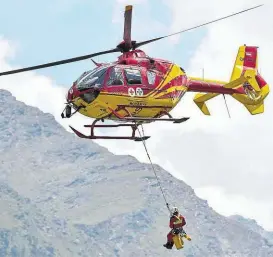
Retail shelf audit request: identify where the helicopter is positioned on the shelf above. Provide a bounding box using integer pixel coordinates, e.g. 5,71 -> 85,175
0,4 -> 269,141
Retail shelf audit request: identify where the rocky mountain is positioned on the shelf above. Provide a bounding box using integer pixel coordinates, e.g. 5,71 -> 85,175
0,88 -> 273,257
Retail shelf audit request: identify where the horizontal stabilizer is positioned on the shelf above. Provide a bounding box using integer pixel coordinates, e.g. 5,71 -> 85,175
193,93 -> 218,115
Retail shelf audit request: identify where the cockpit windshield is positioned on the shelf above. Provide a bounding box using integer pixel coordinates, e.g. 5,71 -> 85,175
76,66 -> 108,91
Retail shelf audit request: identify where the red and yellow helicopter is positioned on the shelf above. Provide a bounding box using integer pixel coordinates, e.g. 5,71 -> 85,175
0,5 -> 269,141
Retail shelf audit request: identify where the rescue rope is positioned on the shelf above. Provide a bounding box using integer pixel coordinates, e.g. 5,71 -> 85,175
136,123 -> 171,213
222,94 -> 231,118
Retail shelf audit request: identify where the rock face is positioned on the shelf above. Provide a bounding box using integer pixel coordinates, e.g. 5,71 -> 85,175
0,89 -> 273,257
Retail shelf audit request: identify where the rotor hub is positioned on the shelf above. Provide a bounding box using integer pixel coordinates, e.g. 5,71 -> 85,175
116,40 -> 137,53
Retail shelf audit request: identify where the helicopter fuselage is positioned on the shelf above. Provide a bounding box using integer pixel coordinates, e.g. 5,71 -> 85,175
66,50 -> 188,121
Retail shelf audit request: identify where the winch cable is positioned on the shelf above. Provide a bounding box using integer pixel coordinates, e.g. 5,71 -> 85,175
135,123 -> 171,213
223,94 -> 231,118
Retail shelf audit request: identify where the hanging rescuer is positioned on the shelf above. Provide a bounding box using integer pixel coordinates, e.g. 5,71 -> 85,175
136,126 -> 192,250
163,206 -> 192,250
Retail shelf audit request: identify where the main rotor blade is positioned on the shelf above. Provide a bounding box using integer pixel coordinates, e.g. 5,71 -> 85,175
123,5 -> 133,47
0,48 -> 120,77
134,4 -> 263,49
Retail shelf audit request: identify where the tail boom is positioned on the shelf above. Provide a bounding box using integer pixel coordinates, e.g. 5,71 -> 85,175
188,79 -> 243,94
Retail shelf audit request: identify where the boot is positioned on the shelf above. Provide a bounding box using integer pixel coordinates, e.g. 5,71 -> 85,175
185,234 -> 192,241
163,242 -> 173,249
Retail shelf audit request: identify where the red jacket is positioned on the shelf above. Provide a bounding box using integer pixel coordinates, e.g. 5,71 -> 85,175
169,214 -> 186,229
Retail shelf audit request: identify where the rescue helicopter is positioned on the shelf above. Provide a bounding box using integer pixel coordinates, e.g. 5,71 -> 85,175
0,4 -> 269,141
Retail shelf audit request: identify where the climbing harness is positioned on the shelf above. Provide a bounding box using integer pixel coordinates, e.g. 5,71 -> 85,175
136,123 -> 171,213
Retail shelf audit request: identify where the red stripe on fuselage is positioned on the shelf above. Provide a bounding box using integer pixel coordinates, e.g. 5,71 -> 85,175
153,75 -> 187,97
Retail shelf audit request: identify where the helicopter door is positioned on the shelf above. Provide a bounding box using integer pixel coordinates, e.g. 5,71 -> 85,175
124,67 -> 144,97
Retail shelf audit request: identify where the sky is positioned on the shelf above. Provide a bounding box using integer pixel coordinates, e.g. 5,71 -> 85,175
1,0 -> 273,231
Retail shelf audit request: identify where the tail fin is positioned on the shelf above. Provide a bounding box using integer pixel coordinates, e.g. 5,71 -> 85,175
190,45 -> 270,115
229,45 -> 269,114
230,45 -> 258,82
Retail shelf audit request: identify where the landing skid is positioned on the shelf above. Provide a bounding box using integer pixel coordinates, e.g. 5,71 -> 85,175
69,115 -> 189,141
69,105 -> 190,141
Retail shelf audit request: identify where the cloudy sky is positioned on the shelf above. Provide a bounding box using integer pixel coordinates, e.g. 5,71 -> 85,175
1,0 -> 273,230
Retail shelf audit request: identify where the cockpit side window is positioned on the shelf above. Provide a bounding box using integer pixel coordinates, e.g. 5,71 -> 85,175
107,67 -> 124,86
95,68 -> 108,85
124,68 -> 142,85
